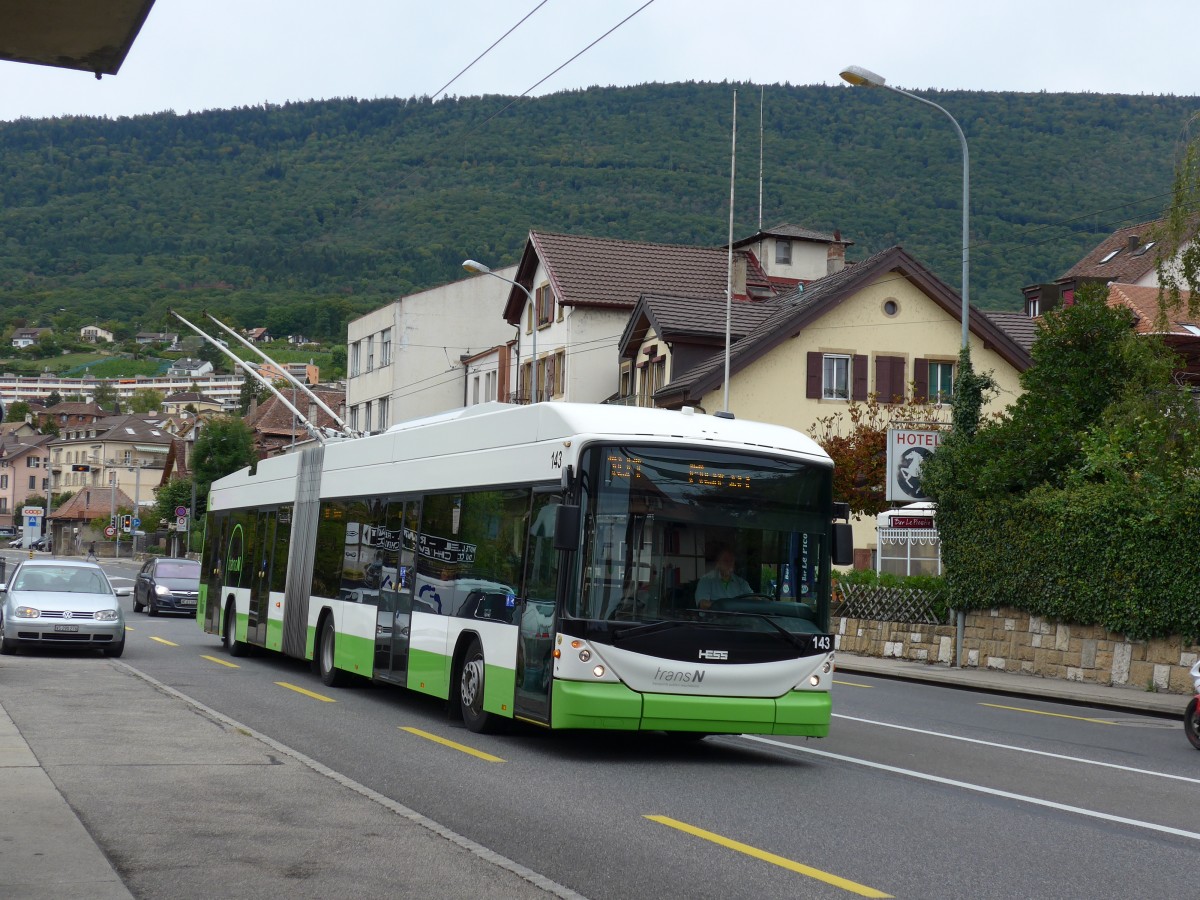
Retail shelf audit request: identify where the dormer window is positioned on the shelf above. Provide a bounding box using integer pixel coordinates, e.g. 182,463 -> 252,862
775,240 -> 792,265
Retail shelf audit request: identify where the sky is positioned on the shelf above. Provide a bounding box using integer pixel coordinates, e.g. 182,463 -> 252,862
0,0 -> 1197,123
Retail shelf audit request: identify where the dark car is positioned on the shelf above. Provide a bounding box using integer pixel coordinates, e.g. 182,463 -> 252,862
133,557 -> 201,616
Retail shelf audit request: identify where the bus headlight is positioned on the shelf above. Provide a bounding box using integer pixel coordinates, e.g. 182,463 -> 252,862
809,674 -> 821,687
593,665 -> 606,678
822,660 -> 832,674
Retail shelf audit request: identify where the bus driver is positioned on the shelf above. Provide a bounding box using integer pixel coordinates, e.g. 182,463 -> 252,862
696,546 -> 751,608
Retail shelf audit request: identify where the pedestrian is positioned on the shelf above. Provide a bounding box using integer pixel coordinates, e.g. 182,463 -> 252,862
87,541 -> 97,562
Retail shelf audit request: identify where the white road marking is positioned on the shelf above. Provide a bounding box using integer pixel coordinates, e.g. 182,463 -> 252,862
741,735 -> 1200,844
830,713 -> 1200,786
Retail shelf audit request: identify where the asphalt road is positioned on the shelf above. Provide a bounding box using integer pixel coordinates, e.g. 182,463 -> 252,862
11,556 -> 1200,899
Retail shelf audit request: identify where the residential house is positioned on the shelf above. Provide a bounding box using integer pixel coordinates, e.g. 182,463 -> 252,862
1021,219 -> 1165,316
0,432 -> 53,531
1105,283 -> 1200,384
463,344 -> 515,408
79,325 -> 114,343
244,388 -> 347,457
165,358 -> 214,378
497,231 -> 792,405
639,246 -> 1031,567
160,392 -> 225,416
11,327 -> 49,348
346,268 -> 516,430
48,414 -> 174,513
245,327 -> 273,343
731,223 -> 853,289
257,361 -> 319,387
135,331 -> 178,345
46,485 -> 135,554
38,401 -> 106,432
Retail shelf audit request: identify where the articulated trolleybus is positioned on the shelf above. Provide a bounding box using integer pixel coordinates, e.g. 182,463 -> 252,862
200,402 -> 852,736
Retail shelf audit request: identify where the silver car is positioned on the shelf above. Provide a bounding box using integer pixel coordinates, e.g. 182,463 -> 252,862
0,560 -> 129,657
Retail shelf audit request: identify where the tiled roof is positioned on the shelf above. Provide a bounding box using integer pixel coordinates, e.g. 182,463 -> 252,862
0,432 -> 53,459
50,485 -> 134,521
619,294 -> 782,357
1061,219 -> 1163,283
245,389 -> 346,437
731,222 -> 853,248
92,414 -> 173,444
163,391 -> 213,403
45,401 -> 105,417
503,231 -> 773,323
985,312 -> 1041,353
1106,283 -> 1197,334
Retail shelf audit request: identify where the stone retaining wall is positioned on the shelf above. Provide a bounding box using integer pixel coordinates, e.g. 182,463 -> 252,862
835,606 -> 1200,696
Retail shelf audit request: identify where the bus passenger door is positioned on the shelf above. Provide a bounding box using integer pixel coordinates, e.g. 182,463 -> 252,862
248,511 -> 273,646
202,513 -> 229,635
514,492 -> 562,723
373,499 -> 416,684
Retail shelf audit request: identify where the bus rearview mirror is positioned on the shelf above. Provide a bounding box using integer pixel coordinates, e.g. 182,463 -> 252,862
831,522 -> 854,566
553,505 -> 581,551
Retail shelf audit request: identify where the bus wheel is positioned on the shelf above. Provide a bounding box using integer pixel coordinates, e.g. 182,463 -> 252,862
224,604 -> 247,657
459,638 -> 503,734
318,617 -> 348,687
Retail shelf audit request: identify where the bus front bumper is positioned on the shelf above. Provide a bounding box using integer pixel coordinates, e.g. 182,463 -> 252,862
550,680 -> 830,737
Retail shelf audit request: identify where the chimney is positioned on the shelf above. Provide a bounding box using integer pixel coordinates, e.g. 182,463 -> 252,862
827,239 -> 846,275
732,255 -> 748,297
1127,235 -> 1139,252
308,402 -> 318,425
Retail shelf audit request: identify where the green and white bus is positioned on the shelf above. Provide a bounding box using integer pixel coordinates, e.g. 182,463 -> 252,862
199,402 -> 851,736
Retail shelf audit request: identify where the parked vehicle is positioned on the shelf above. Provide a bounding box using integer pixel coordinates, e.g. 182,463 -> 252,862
32,534 -> 52,552
1186,660 -> 1200,751
133,557 -> 201,616
7,537 -> 22,549
0,559 -> 129,656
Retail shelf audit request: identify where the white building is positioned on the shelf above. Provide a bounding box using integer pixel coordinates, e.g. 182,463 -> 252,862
345,267 -> 516,431
0,372 -> 245,410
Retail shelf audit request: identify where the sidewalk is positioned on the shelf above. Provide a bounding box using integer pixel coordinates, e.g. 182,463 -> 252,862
835,651 -> 1186,716
0,655 -> 574,900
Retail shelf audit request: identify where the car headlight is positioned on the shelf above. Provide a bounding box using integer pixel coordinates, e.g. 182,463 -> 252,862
94,609 -> 119,621
14,606 -> 40,618
154,584 -> 170,596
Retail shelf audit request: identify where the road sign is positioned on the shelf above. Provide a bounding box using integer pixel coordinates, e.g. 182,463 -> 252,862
132,517 -> 141,528
176,516 -> 188,529
175,506 -> 188,518
27,516 -> 38,528
104,525 -> 117,537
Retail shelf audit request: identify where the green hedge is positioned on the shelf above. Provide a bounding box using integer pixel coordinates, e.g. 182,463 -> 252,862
940,480 -> 1200,640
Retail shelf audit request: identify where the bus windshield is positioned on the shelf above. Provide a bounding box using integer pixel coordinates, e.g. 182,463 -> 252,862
569,445 -> 832,634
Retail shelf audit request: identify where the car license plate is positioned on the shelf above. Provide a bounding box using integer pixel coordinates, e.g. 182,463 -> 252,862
54,624 -> 79,633
179,598 -> 196,606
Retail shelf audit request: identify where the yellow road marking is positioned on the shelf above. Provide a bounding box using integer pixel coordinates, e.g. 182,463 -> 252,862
149,636 -> 178,646
399,726 -> 505,762
275,681 -> 335,702
201,655 -> 239,668
833,679 -> 873,688
980,703 -> 1116,725
645,815 -> 891,898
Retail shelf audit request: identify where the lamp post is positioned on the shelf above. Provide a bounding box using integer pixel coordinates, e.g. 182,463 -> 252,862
462,259 -> 539,403
839,65 -> 970,348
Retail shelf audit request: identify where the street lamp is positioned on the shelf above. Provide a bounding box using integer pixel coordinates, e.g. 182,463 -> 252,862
462,259 -> 539,403
839,65 -> 971,348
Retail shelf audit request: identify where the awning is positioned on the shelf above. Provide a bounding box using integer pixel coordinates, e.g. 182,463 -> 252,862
134,445 -> 169,454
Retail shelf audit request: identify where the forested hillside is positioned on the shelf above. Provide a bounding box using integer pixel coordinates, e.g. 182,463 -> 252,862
0,82 -> 1194,341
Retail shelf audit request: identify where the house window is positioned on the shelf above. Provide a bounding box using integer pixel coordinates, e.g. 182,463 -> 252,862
929,361 -> 954,403
1027,297 -> 1040,318
775,240 -> 792,265
822,354 -> 850,400
378,397 -> 389,430
29,475 -> 36,490
536,284 -> 554,327
472,375 -> 481,405
380,329 -> 392,367
350,341 -> 361,377
619,364 -> 632,399
349,405 -> 359,432
365,337 -> 374,373
520,361 -> 532,401
526,305 -> 533,335
0,474 -> 7,489
0,498 -> 6,512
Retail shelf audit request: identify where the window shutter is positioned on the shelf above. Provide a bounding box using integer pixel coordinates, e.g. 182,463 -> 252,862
914,358 -> 928,401
853,355 -> 868,401
806,352 -> 822,399
875,355 -> 906,403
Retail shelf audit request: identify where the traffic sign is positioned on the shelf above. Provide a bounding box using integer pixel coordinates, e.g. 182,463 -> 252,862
176,516 -> 188,529
104,525 -> 116,537
132,517 -> 141,528
175,506 -> 188,518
